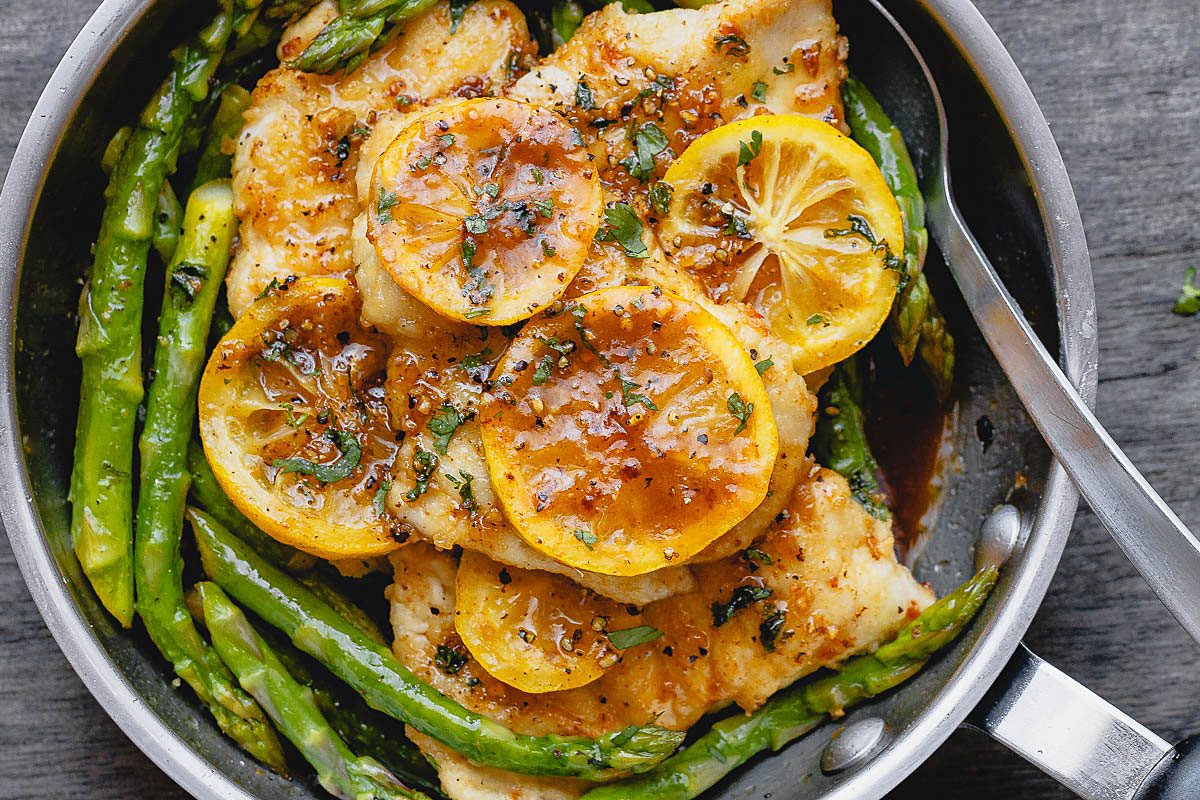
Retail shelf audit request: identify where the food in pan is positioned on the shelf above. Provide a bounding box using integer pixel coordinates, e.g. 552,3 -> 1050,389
68,0 -> 990,797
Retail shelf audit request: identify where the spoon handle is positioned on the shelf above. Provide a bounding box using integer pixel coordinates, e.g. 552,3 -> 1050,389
925,181 -> 1200,646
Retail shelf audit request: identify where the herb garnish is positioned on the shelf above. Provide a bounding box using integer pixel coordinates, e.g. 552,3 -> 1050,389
404,448 -> 438,501
170,262 -> 207,301
773,63 -> 794,75
435,644 -> 468,674
575,78 -> 596,110
427,403 -> 466,455
737,130 -> 763,167
273,427 -> 361,484
711,584 -> 772,626
743,547 -> 773,567
438,133 -> 456,147
648,181 -> 674,216
1174,267 -> 1199,316
373,477 -> 392,517
596,203 -> 648,258
714,34 -> 751,57
531,355 -> 555,386
573,528 -> 598,549
727,391 -> 753,434
754,358 -> 774,375
376,188 -> 399,225
825,214 -> 906,284
751,80 -> 768,102
618,373 -> 658,412
806,313 -> 826,326
759,609 -> 787,652
606,625 -> 663,650
621,122 -> 670,182
444,470 -> 478,513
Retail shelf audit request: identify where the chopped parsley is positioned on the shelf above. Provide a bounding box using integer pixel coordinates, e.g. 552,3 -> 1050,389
280,402 -> 310,429
573,528 -> 598,549
531,355 -> 555,386
373,477 -> 392,517
575,78 -> 596,110
751,80 -> 768,102
170,262 -> 207,302
754,357 -> 774,375
427,403 -> 466,455
1174,267 -> 1199,316
438,133 -> 456,147
444,470 -> 479,513
621,122 -> 670,182
727,391 -> 753,434
773,63 -> 795,75
759,609 -> 787,652
273,427 -> 361,484
376,187 -> 399,225
412,154 -> 432,172
711,584 -> 772,627
618,373 -> 658,412
448,0 -> 474,33
435,644 -> 468,674
461,238 -> 477,271
743,547 -> 773,567
540,239 -> 557,257
806,313 -> 826,326
404,448 -> 438,501
464,308 -> 491,319
533,198 -> 554,218
714,34 -> 750,57
648,181 -> 674,216
737,130 -> 763,167
825,214 -> 906,284
606,625 -> 663,650
596,203 -> 648,258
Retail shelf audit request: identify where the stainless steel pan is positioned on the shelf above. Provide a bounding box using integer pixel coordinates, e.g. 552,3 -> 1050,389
2,0 -> 1190,797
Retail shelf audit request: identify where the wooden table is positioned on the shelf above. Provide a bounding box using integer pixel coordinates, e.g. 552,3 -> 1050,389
1,0 -> 1197,797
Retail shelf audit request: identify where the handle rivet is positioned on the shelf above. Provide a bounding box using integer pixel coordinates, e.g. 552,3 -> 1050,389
977,504 -> 1021,570
820,716 -> 887,774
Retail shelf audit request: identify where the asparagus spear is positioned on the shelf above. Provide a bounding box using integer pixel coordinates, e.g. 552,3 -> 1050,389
197,582 -> 430,800
187,440 -> 317,572
263,628 -> 445,797
191,84 -> 252,191
100,125 -> 183,265
188,507 -> 686,779
133,180 -> 286,770
550,1 -> 585,47
581,565 -> 998,800
70,0 -> 239,626
810,355 -> 890,520
287,0 -> 439,74
843,76 -> 956,402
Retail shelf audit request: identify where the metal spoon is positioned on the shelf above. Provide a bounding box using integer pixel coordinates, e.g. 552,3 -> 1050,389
852,0 -> 1200,645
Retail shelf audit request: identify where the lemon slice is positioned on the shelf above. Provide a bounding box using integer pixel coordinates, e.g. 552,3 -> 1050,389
657,115 -> 904,374
366,97 -> 603,325
479,285 -> 778,576
198,277 -> 403,560
454,550 -> 640,693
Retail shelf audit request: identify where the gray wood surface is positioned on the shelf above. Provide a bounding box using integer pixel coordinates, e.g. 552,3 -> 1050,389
1,0 -> 1198,797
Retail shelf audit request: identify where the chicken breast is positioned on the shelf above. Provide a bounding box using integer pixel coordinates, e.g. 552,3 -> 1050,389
389,467 -> 931,800
509,0 -> 847,200
227,0 -> 536,316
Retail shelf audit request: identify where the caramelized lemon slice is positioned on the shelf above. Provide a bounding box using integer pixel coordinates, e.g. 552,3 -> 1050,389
366,97 -> 603,325
480,285 -> 778,576
657,115 -> 904,374
198,278 -> 403,560
454,550 -> 640,693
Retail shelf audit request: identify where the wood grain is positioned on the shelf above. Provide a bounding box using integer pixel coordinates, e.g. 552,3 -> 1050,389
1,0 -> 1197,797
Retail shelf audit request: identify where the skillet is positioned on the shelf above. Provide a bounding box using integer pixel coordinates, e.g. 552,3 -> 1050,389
3,0 -> 1187,797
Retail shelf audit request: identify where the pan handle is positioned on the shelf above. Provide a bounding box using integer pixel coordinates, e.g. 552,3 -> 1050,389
967,644 -> 1200,799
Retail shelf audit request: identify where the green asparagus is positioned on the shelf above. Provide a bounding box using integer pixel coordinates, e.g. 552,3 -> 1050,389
187,440 -> 317,572
287,0 -> 439,74
263,628 -> 445,797
188,507 -> 686,779
810,355 -> 890,519
198,582 -> 430,800
550,1 -> 585,47
71,0 -> 239,626
191,84 -> 252,191
133,180 -> 286,770
100,125 -> 183,265
843,76 -> 956,402
581,565 -> 998,800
